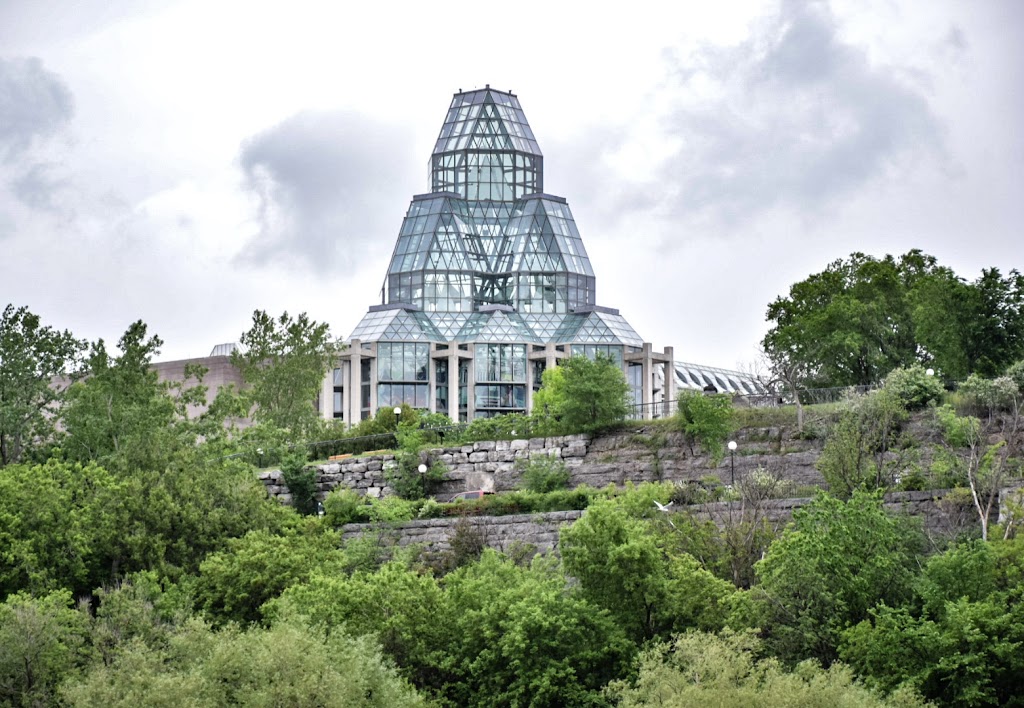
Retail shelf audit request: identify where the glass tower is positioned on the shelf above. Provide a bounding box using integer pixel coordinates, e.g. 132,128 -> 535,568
344,87 -> 673,422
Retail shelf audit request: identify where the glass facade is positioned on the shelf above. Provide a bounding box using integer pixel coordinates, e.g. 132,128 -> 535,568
377,342 -> 429,409
337,87 -> 751,423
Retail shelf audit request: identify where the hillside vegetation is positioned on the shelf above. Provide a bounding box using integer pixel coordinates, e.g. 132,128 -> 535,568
2,252 -> 1024,706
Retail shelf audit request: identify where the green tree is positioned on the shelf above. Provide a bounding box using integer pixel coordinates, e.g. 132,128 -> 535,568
195,528 -> 345,626
608,630 -> 927,708
560,499 -> 741,643
0,590 -> 90,708
934,404 -> 1010,541
63,620 -> 425,707
754,491 -> 923,666
763,252 -> 919,388
0,304 -> 84,466
439,550 -> 633,707
0,454 -> 289,597
231,310 -> 338,440
267,560 -> 452,695
816,389 -> 909,498
841,537 -> 1024,707
0,459 -> 127,598
675,391 -> 734,464
61,321 -> 207,473
536,354 -> 630,433
764,250 -> 1024,387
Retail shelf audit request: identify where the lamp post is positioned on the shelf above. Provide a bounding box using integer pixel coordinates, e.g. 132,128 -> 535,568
418,463 -> 427,474
728,440 -> 737,486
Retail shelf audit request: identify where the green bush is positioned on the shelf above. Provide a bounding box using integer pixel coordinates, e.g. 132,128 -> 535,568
281,450 -> 319,516
385,422 -> 448,500
676,392 -> 735,464
323,488 -> 371,526
816,389 -> 908,498
517,454 -> 571,493
1007,359 -> 1024,391
957,374 -> 1019,417
882,364 -> 944,410
450,413 -> 535,443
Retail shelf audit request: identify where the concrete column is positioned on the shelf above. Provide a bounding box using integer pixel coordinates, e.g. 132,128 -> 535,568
448,351 -> 459,423
664,346 -> 676,418
348,340 -> 361,425
545,343 -> 557,371
642,342 -> 654,420
319,365 -> 333,420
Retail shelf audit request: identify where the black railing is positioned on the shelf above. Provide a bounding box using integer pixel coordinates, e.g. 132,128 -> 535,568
225,422 -> 473,468
628,385 -> 877,420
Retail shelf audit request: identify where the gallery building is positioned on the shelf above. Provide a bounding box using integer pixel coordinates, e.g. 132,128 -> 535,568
319,86 -> 755,425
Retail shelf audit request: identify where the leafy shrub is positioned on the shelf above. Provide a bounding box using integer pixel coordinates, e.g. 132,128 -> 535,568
417,498 -> 443,519
934,404 -> 980,448
676,392 -> 735,464
366,496 -> 421,523
385,422 -> 448,500
738,467 -> 794,503
447,517 -> 488,569
817,389 -> 908,498
281,450 -> 319,515
323,489 -> 428,525
957,374 -> 1019,417
322,488 -> 370,526
883,364 -> 944,410
517,454 -> 571,493
450,413 -> 535,443
669,479 -> 728,506
1007,359 -> 1024,392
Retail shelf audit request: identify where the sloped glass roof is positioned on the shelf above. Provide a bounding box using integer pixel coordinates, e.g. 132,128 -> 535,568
433,88 -> 542,156
506,196 -> 594,277
549,311 -> 643,347
349,309 -> 443,342
455,310 -> 543,343
674,362 -> 763,395
350,309 -> 399,341
519,313 -> 568,341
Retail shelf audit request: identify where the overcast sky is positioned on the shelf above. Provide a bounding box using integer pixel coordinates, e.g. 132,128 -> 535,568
1,0 -> 1021,369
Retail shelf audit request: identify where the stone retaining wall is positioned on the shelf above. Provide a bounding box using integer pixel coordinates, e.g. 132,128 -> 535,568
258,427 -> 827,503
341,510 -> 585,555
337,489 -> 978,556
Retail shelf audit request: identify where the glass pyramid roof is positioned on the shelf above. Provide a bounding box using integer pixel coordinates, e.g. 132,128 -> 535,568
550,311 -> 644,347
433,88 -> 542,156
349,308 -> 443,342
348,88 -> 646,348
455,310 -> 543,343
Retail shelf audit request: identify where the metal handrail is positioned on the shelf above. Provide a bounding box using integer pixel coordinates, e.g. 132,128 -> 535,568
627,384 -> 877,419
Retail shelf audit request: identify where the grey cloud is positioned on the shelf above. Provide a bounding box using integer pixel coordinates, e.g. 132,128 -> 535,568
0,57 -> 74,162
238,110 -> 415,272
660,0 -> 945,224
10,162 -> 67,212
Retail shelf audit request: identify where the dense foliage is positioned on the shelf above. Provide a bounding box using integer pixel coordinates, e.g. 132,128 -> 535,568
231,309 -> 337,439
533,353 -> 631,433
1,299 -> 1023,706
764,250 -> 1024,387
0,304 -> 83,467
